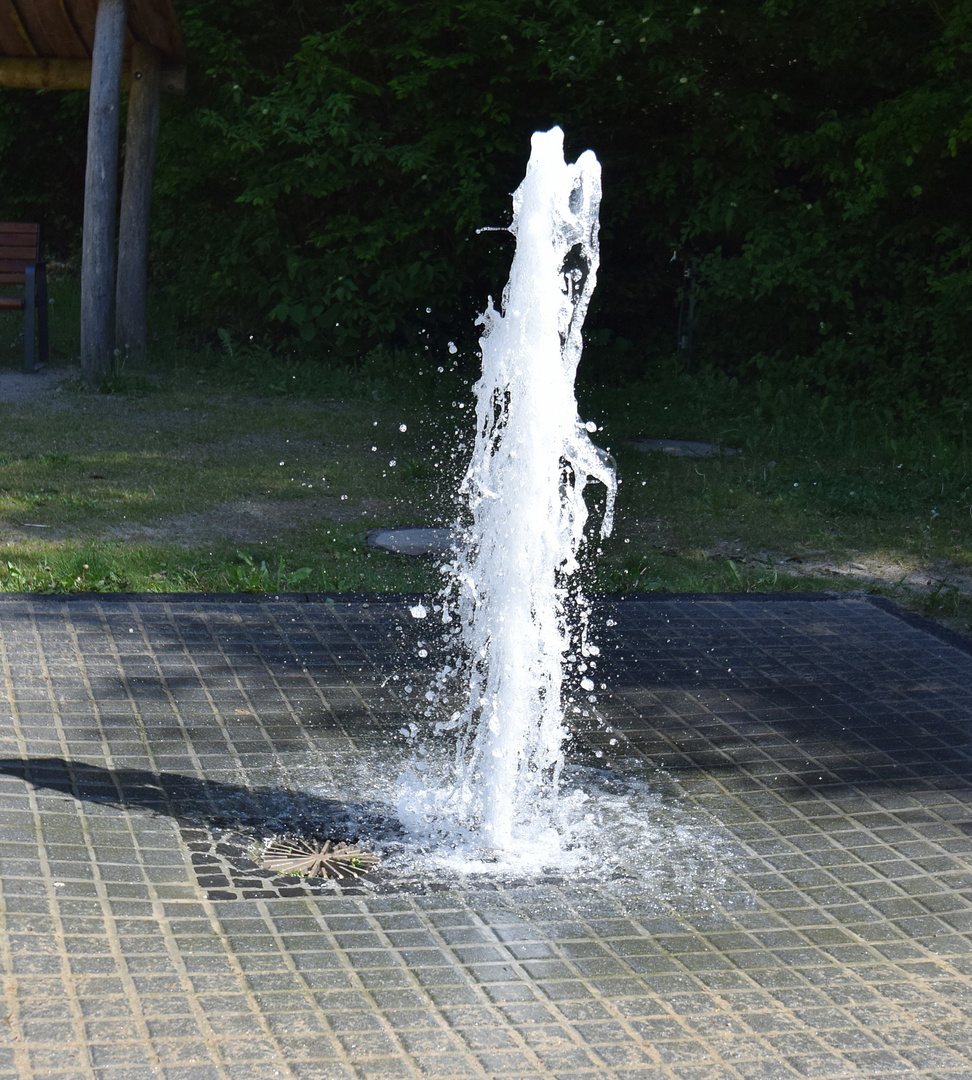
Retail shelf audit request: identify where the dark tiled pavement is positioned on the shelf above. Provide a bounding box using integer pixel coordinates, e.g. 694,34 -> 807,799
1,593 -> 972,1079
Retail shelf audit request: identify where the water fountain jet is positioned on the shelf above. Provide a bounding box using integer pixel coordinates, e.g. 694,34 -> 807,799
425,126 -> 616,855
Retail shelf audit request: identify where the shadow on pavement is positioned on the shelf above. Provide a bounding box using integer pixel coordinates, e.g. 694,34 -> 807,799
0,756 -> 403,841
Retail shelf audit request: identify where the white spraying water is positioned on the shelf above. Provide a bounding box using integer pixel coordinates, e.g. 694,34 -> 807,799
400,127 -> 617,859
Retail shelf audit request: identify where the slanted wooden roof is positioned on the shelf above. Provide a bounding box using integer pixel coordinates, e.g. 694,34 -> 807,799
0,0 -> 185,90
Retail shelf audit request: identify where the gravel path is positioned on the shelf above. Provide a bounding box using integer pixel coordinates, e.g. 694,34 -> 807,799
0,363 -> 76,404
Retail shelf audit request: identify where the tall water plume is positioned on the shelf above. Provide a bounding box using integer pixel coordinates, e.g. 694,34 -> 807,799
435,126 -> 616,852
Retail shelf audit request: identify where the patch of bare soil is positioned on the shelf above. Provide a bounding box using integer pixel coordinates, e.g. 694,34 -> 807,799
704,538 -> 972,639
705,537 -> 971,596
105,495 -> 397,547
2,493 -> 417,550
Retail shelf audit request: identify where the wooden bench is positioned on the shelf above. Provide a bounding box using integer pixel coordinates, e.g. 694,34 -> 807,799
0,223 -> 49,373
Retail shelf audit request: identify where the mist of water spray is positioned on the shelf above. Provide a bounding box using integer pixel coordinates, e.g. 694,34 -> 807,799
427,126 -> 617,852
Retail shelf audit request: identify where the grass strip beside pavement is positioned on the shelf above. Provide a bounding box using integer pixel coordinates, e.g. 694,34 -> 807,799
0,366 -> 448,596
582,364 -> 972,635
2,352 -> 971,640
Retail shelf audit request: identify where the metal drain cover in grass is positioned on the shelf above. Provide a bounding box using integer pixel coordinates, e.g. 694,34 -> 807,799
259,837 -> 380,880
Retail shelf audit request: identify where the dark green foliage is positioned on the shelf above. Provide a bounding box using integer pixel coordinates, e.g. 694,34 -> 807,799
0,0 -> 969,414
151,0 -> 555,351
0,90 -> 88,257
681,0 -> 972,415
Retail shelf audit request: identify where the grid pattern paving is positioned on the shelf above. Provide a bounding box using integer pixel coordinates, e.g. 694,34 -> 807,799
1,593 -> 971,1079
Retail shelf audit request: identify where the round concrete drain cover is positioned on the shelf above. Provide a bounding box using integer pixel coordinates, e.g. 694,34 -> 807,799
366,526 -> 456,556
627,437 -> 740,457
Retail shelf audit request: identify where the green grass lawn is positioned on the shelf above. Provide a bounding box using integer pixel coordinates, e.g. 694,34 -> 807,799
3,277 -> 971,638
0,369 -> 454,594
582,369 -> 972,633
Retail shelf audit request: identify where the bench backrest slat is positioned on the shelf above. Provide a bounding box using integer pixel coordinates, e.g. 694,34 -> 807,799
0,224 -> 40,286
0,246 -> 38,262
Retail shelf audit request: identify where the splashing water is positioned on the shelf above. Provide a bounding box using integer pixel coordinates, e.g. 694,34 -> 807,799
402,127 -> 617,859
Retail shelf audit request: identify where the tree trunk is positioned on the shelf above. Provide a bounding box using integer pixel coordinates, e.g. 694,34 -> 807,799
80,0 -> 127,390
116,42 -> 161,365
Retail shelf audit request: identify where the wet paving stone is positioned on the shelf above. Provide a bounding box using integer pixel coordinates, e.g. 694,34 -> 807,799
1,592 -> 972,1078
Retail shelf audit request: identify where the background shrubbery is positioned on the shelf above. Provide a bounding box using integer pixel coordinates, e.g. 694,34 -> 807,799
1,0 -> 970,413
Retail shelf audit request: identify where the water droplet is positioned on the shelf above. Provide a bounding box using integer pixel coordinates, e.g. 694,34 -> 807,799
410,604 -> 428,619
399,423 -> 408,432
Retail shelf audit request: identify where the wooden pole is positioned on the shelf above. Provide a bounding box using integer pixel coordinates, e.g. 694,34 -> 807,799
116,42 -> 161,365
80,0 -> 128,389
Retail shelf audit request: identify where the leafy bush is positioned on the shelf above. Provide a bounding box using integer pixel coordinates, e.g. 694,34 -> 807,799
1,0 -> 969,415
